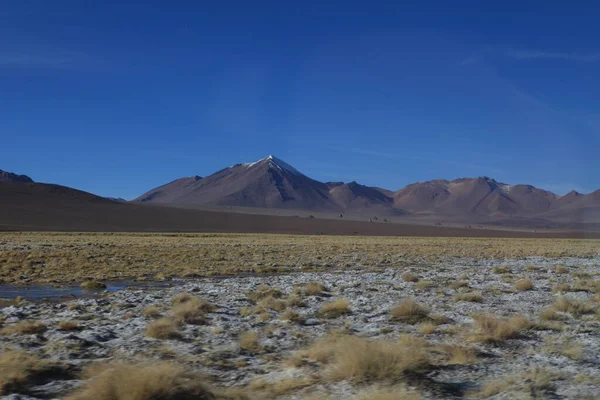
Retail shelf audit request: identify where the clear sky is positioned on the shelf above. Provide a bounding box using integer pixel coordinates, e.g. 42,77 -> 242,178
1,1 -> 599,199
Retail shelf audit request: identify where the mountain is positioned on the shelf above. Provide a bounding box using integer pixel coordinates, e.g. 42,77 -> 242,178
393,177 -> 557,218
135,157 -> 600,227
136,155 -> 338,210
0,169 -> 34,183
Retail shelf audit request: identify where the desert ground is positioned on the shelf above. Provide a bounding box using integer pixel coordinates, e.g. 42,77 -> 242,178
1,233 -> 600,399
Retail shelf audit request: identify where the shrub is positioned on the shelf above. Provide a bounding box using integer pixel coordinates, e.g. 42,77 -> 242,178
390,299 -> 430,324
319,298 -> 351,318
67,362 -> 214,400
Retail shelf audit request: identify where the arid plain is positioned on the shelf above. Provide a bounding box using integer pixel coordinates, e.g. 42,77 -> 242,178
1,233 -> 600,399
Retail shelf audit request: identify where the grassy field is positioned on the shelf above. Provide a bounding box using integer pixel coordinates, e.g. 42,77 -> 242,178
0,232 -> 598,284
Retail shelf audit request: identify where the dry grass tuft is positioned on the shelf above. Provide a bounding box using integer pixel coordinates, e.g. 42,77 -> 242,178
1,321 -> 47,336
493,265 -> 511,274
439,345 -> 478,365
303,335 -> 430,383
402,272 -> 419,283
544,341 -> 584,360
554,265 -> 569,274
453,292 -> 483,303
352,385 -> 421,400
539,308 -> 564,321
57,320 -> 80,331
390,299 -> 430,324
319,298 -> 351,318
143,306 -> 162,318
468,314 -> 530,343
256,296 -> 287,312
304,282 -> 327,296
67,361 -> 215,400
145,318 -> 181,340
239,331 -> 261,353
247,285 -> 283,302
551,296 -> 594,316
0,351 -> 53,395
420,322 -> 437,335
515,278 -> 534,291
172,296 -> 214,325
281,309 -> 303,323
414,280 -> 434,290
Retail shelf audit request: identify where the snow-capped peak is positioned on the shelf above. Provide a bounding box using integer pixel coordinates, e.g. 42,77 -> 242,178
243,155 -> 304,176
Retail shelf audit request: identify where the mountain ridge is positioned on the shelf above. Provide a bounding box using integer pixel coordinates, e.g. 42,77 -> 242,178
133,155 -> 600,225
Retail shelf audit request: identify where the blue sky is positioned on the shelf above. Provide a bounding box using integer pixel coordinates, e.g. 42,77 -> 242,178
1,1 -> 599,199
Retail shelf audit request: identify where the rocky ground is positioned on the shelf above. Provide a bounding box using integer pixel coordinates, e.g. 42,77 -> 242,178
1,256 -> 600,399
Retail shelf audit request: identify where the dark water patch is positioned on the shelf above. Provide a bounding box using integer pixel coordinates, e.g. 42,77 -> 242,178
0,279 -> 182,301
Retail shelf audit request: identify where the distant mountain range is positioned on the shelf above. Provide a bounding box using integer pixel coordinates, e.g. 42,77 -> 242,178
1,157 -> 599,231
134,155 -> 600,225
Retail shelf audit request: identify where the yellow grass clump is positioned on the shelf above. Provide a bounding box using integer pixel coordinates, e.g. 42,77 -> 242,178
515,278 -> 534,291
468,314 -> 530,343
66,362 -> 215,400
453,292 -> 483,303
1,321 -> 47,336
57,320 -> 80,331
145,318 -> 181,340
303,335 -> 430,383
551,296 -> 594,316
352,385 -> 421,400
239,331 -> 261,353
390,299 -> 430,324
319,298 -> 351,318
0,351 -> 53,395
